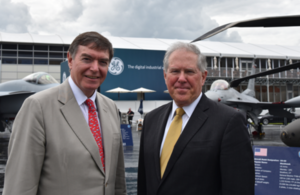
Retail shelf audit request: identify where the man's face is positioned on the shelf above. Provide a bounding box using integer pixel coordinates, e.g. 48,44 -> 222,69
164,49 -> 207,107
68,44 -> 110,97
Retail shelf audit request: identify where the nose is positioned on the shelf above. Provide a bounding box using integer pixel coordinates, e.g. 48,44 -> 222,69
178,71 -> 186,82
90,61 -> 98,71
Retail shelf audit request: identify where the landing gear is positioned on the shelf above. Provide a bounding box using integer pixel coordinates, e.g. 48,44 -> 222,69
252,124 -> 265,137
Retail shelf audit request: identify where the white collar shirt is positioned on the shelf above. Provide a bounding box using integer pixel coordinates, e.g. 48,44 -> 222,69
160,93 -> 203,156
68,76 -> 102,132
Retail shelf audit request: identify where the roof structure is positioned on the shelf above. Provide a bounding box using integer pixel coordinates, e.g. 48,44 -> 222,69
0,31 -> 299,60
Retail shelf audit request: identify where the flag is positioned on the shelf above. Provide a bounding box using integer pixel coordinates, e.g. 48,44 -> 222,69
254,148 -> 268,156
138,99 -> 143,115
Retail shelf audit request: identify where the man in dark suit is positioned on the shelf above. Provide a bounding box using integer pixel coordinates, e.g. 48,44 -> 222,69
138,42 -> 254,195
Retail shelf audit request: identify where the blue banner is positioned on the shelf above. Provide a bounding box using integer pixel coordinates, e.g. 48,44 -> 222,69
138,99 -> 143,115
60,61 -> 69,83
253,146 -> 300,195
60,49 -> 171,100
121,124 -> 133,146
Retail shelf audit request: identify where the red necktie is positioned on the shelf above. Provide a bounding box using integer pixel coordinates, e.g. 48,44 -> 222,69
86,99 -> 105,171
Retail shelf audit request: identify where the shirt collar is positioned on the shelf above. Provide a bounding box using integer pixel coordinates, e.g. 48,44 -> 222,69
172,92 -> 202,119
68,76 -> 97,106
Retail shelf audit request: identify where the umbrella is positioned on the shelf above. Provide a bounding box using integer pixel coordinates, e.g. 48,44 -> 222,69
106,87 -> 130,100
131,87 -> 156,100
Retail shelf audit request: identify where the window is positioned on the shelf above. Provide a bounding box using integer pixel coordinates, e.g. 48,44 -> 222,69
255,86 -> 261,101
2,58 -> 17,64
19,44 -> 33,50
64,46 -> 69,51
34,45 -> 48,51
260,59 -> 267,71
220,58 -> 226,77
34,52 -> 48,58
294,86 -> 299,97
274,86 -> 281,102
281,85 -> 287,101
206,57 -> 212,68
19,51 -> 33,57
49,59 -> 62,65
3,51 -> 17,57
50,45 -> 63,51
2,44 -> 17,50
49,52 -> 62,58
34,59 -> 48,64
18,59 -> 33,64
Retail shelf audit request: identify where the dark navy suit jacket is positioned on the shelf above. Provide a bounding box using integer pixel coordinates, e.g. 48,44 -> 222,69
138,94 -> 254,195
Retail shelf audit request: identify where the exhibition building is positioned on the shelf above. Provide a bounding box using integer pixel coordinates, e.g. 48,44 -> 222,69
1,31 -> 300,106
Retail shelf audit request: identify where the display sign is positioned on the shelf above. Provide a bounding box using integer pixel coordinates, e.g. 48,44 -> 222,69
121,124 -> 133,146
102,49 -> 170,100
254,146 -> 300,195
60,49 -> 171,100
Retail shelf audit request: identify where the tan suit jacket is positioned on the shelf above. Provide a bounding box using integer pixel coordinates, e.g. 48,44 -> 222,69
3,79 -> 126,195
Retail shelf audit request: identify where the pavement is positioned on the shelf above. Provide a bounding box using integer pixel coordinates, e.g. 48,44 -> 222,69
0,125 -> 288,195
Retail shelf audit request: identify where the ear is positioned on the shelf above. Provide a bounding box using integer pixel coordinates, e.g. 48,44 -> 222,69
163,70 -> 167,84
67,52 -> 73,70
201,71 -> 208,86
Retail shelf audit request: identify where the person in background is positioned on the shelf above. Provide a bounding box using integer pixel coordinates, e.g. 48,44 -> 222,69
127,108 -> 134,125
3,31 -> 126,195
118,109 -> 122,123
138,42 -> 254,195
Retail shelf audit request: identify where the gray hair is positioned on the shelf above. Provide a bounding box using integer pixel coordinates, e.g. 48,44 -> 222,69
163,42 -> 207,72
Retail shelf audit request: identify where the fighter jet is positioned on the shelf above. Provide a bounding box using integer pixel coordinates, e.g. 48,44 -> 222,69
0,72 -> 59,132
280,96 -> 300,147
205,62 -> 300,135
192,15 -> 300,136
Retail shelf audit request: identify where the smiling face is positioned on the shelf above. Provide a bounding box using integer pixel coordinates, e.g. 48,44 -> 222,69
68,44 -> 110,97
164,49 -> 207,107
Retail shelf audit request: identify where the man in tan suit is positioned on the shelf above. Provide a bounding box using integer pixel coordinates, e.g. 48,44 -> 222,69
3,32 -> 126,195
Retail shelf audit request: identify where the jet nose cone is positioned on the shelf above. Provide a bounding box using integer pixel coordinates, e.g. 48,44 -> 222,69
285,96 -> 300,106
205,90 -> 220,102
280,120 -> 300,147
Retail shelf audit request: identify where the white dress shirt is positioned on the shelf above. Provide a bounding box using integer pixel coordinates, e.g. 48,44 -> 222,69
160,93 -> 203,155
68,77 -> 102,132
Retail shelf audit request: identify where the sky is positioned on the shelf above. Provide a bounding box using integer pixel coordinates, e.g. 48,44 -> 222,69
0,0 -> 299,46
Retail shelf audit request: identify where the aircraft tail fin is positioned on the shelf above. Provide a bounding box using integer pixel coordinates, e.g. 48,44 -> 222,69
242,64 -> 256,98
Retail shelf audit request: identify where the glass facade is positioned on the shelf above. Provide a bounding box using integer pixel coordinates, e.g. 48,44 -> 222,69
0,43 -> 67,65
0,42 -> 299,101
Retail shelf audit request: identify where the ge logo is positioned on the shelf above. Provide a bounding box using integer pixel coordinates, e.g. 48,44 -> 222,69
109,57 -> 124,75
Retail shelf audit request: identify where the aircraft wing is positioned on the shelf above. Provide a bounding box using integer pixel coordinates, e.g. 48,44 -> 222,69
230,62 -> 300,87
226,100 -> 294,117
191,15 -> 300,42
0,91 -> 35,115
226,99 -> 290,108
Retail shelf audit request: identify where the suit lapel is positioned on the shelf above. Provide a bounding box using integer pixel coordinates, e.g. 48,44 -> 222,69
96,93 -> 112,182
160,95 -> 210,184
58,80 -> 105,175
153,102 -> 173,181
